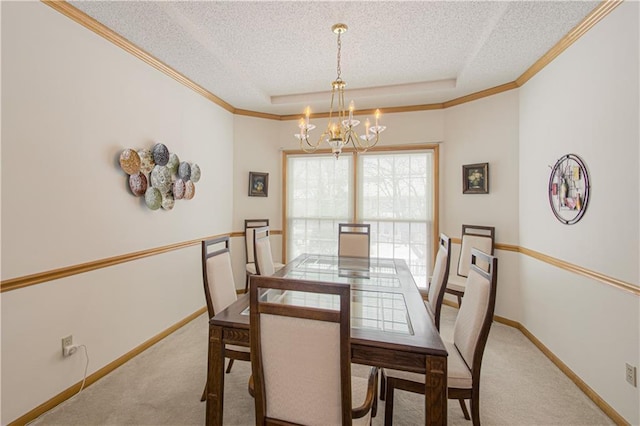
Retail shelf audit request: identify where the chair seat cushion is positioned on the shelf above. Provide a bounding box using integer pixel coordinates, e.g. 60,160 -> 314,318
447,275 -> 466,293
246,262 -> 285,275
351,375 -> 373,425
383,341 -> 472,389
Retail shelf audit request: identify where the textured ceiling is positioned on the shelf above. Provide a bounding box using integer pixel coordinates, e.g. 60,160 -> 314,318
69,1 -> 599,116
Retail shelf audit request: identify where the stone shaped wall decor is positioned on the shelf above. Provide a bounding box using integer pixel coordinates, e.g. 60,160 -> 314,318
119,143 -> 201,211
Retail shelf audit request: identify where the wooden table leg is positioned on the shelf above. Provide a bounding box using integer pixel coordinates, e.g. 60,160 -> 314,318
206,325 -> 225,426
425,355 -> 447,426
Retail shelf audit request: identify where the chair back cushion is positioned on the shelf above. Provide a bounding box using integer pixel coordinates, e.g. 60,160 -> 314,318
205,251 -> 237,314
457,235 -> 492,277
453,267 -> 490,368
261,314 -> 342,425
254,231 -> 275,276
339,233 -> 370,258
427,246 -> 448,313
250,276 -> 352,425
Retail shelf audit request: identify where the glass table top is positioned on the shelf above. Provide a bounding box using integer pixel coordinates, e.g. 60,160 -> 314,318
284,255 -> 401,288
242,288 -> 412,335
295,255 -> 398,275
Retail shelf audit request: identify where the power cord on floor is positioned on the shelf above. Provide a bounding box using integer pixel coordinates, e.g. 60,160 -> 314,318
75,344 -> 90,394
26,344 -> 90,425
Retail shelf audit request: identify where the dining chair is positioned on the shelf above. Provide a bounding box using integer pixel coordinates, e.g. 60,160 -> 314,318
249,275 -> 378,425
244,219 -> 283,292
381,248 -> 498,425
424,233 -> 452,331
200,236 -> 251,401
253,226 -> 277,277
445,224 -> 495,306
338,223 -> 371,258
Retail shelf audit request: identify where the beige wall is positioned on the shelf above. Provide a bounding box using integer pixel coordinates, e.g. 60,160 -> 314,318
229,5 -> 640,423
442,91 -> 521,320
232,94 -> 521,320
2,1 -> 639,425
1,3 -> 234,423
519,2 -> 639,423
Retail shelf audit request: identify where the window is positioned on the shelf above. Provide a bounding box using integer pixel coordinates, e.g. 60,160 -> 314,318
359,151 -> 434,288
286,153 -> 354,260
284,146 -> 437,290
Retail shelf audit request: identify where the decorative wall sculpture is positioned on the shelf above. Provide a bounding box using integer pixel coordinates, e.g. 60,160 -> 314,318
548,153 -> 590,225
119,143 -> 201,211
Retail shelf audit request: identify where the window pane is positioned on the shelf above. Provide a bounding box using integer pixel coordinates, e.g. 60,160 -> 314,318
286,154 -> 353,261
359,151 -> 434,289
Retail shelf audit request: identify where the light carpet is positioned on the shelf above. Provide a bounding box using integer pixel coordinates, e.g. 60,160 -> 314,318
31,305 -> 613,425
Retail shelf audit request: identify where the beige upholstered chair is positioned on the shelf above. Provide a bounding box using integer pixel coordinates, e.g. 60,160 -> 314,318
338,223 -> 371,258
200,236 -> 250,401
445,224 -> 495,306
249,275 -> 378,425
253,226 -> 277,277
424,233 -> 452,331
245,220 -> 283,291
381,249 -> 498,425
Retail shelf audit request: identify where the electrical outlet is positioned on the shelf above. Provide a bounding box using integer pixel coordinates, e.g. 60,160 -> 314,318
626,363 -> 637,387
61,335 -> 75,357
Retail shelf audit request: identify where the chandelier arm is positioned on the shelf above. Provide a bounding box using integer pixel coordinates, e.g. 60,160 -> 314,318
299,141 -> 318,153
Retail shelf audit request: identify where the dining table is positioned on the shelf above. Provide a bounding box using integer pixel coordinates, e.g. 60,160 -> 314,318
206,253 -> 448,425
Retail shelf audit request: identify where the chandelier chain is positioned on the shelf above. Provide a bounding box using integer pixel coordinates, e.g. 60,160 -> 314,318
336,31 -> 342,80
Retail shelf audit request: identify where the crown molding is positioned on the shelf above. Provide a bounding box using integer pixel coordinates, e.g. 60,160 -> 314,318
41,1 -> 235,114
43,0 -> 621,121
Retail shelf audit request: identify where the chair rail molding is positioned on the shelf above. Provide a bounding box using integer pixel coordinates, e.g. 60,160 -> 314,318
4,233 -> 635,297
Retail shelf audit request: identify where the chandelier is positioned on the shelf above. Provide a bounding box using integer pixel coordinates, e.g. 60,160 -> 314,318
295,23 -> 386,158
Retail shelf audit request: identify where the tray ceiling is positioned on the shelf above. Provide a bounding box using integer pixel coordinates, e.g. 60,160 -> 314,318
69,1 -> 600,117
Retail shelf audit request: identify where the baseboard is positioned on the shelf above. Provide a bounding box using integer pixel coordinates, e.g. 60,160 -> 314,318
441,298 -> 628,426
9,306 -> 207,426
11,300 -> 629,426
514,323 -> 629,426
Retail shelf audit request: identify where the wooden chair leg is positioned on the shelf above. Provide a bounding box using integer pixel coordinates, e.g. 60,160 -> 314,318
200,383 -> 207,402
470,395 -> 480,425
458,398 -> 471,420
384,380 -> 395,426
372,369 -> 379,418
225,358 -> 234,374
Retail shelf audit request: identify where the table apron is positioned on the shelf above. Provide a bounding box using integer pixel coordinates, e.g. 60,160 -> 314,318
352,343 -> 443,374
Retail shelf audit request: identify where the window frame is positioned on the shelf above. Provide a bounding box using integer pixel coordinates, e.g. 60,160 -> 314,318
282,144 -> 440,290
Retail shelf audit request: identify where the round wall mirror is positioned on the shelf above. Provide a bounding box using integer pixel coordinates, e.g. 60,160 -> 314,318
548,154 -> 590,225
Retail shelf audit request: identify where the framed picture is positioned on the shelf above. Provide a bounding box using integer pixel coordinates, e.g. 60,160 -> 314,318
248,172 -> 269,197
462,163 -> 489,194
